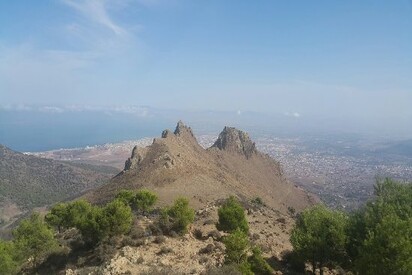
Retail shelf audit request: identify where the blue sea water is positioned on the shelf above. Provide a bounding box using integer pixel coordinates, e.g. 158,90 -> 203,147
0,110 -> 172,152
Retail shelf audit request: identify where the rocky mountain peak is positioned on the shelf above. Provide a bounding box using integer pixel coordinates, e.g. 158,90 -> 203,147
172,120 -> 198,145
212,127 -> 257,158
123,121 -> 198,172
174,120 -> 194,137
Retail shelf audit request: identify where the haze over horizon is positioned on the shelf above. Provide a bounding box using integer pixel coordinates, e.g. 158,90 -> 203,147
1,1 -> 412,137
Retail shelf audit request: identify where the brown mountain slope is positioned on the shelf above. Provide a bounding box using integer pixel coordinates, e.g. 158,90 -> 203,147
87,122 -> 316,212
0,145 -> 118,229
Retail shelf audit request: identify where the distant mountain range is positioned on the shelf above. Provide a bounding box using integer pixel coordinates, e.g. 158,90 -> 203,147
0,145 -> 119,229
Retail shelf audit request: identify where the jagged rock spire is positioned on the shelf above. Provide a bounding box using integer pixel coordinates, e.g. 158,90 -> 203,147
125,121 -> 198,171
124,145 -> 148,171
172,120 -> 198,144
212,126 -> 257,158
174,120 -> 194,137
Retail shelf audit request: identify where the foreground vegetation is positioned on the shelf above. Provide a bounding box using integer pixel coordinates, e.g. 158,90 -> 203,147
0,189 -> 195,274
0,178 -> 411,274
290,178 -> 412,274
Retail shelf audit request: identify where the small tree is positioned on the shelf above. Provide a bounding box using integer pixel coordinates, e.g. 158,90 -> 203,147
290,205 -> 348,275
347,179 -> 412,274
45,202 -> 69,233
65,200 -> 93,227
223,228 -> 250,265
223,229 -> 272,274
217,196 -> 249,234
248,246 -> 273,275
13,213 -> 58,264
75,205 -> 106,245
45,198 -> 135,246
0,240 -> 18,274
45,200 -> 105,245
133,189 -> 158,213
103,199 -> 133,236
161,197 -> 195,234
115,190 -> 136,206
355,213 -> 412,274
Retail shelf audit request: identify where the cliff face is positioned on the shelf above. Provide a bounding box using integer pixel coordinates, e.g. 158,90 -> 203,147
211,126 -> 257,158
88,122 -> 316,213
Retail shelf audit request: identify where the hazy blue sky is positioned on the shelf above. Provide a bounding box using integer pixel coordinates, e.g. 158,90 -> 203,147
1,1 -> 411,121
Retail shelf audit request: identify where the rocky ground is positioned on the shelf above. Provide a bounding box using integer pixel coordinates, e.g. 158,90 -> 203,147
61,202 -> 295,275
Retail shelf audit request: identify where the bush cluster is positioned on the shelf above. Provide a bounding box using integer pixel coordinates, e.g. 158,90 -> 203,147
0,189 -> 197,274
217,196 -> 249,234
290,178 -> 412,275
0,213 -> 58,274
46,199 -> 133,245
218,197 -> 272,275
159,197 -> 195,235
116,189 -> 158,213
222,228 -> 273,275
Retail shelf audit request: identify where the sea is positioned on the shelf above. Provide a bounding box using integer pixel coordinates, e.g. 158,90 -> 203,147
0,110 -> 172,152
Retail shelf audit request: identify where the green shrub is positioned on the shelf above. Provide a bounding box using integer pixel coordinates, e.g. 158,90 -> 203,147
0,240 -> 18,274
133,189 -> 158,213
217,196 -> 249,234
222,229 -> 271,274
65,200 -> 93,227
290,205 -> 348,274
159,207 -> 173,234
75,205 -> 106,245
103,199 -> 133,236
74,201 -> 132,245
45,198 -> 134,245
45,202 -> 70,233
115,189 -> 158,213
237,261 -> 253,275
347,178 -> 412,274
223,228 -> 249,265
13,213 -> 58,263
160,197 -> 195,235
115,190 -> 136,205
47,200 -> 105,245
355,214 -> 412,274
248,246 -> 273,275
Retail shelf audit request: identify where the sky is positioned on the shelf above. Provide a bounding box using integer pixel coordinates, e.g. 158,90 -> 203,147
1,0 -> 412,123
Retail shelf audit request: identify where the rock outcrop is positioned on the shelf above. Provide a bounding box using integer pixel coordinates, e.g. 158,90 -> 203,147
211,126 -> 257,158
174,120 -> 194,137
124,146 -> 148,171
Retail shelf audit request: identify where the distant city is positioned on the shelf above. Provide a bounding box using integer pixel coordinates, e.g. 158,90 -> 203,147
253,136 -> 412,210
198,135 -> 412,210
